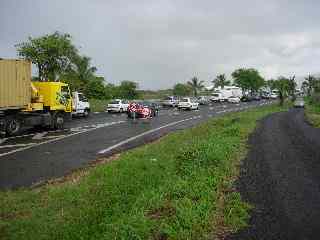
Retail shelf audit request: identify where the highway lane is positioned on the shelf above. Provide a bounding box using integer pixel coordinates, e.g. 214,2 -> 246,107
0,100 -> 273,189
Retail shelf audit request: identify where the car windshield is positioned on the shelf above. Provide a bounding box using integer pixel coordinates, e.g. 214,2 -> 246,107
110,100 -> 120,104
181,99 -> 189,102
164,97 -> 173,101
212,94 -> 219,97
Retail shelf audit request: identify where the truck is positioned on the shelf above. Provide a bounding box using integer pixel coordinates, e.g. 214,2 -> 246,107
0,59 -> 73,136
72,91 -> 90,117
210,86 -> 242,102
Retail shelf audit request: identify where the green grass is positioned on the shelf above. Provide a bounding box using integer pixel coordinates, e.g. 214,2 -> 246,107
305,101 -> 320,128
89,99 -> 109,112
0,104 -> 288,240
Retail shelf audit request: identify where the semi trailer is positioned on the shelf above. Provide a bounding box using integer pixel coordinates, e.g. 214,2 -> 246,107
0,59 -> 73,136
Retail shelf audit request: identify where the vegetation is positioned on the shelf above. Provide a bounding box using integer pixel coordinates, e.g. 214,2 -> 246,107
213,74 -> 231,89
16,32 -> 77,81
0,104 -> 288,240
187,77 -> 204,97
89,99 -> 110,112
173,83 -> 192,96
232,68 -> 265,94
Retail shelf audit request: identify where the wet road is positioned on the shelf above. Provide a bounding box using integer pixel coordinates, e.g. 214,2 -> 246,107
0,100 -> 273,189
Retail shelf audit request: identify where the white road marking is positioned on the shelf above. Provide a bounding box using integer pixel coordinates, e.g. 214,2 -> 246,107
0,143 -> 36,149
32,132 -> 48,140
0,120 -> 125,158
98,116 -> 201,155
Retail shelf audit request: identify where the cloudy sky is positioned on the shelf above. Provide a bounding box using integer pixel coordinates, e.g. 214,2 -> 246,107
1,0 -> 319,89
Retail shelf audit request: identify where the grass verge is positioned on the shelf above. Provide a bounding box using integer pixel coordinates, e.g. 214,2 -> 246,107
305,102 -> 320,128
0,104 -> 288,240
89,99 -> 109,112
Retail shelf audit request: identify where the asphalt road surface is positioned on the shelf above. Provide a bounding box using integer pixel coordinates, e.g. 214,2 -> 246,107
227,108 -> 320,240
0,100 -> 272,189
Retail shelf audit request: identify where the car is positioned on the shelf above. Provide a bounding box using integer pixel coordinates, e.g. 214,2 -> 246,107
252,94 -> 262,101
294,99 -> 305,108
106,99 -> 129,113
240,95 -> 253,102
228,96 -> 241,103
162,96 -> 179,107
197,96 -> 210,105
127,101 -> 158,119
270,93 -> 278,99
178,97 -> 199,110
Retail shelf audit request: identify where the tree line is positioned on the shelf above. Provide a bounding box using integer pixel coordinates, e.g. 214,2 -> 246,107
16,32 -> 320,105
16,32 -> 139,100
173,69 -> 300,105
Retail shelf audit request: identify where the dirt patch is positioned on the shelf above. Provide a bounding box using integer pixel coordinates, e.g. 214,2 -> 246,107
147,201 -> 176,220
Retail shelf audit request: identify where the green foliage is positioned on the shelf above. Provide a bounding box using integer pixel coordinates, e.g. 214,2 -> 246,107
16,31 -> 77,81
273,76 -> 296,106
84,77 -> 107,99
173,83 -> 192,96
302,75 -> 320,96
62,55 -> 97,91
232,68 -> 265,93
213,74 -> 231,89
0,104 -> 288,240
117,81 -> 139,99
187,76 -> 204,97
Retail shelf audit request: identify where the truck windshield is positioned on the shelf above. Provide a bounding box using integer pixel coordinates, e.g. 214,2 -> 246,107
110,100 -> 120,104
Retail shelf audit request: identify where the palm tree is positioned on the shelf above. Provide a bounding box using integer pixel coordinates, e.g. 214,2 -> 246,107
212,74 -> 230,89
187,76 -> 204,97
63,55 -> 97,90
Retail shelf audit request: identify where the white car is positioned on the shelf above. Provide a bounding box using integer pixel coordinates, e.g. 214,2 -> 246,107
107,99 -> 129,113
162,96 -> 179,107
228,96 -> 241,103
178,97 -> 199,110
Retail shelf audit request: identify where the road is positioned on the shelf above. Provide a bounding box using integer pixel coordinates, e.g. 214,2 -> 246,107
0,100 -> 272,190
228,108 -> 320,240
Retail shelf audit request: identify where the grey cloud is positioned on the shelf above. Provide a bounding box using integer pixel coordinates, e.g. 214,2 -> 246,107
1,0 -> 320,89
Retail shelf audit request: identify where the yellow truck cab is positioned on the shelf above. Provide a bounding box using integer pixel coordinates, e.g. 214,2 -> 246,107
0,59 -> 73,136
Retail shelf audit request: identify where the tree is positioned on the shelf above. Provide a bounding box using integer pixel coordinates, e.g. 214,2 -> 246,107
302,75 -> 320,96
173,83 -> 192,96
62,55 -> 97,91
232,68 -> 265,94
287,75 -> 297,101
265,79 -> 276,91
16,31 -> 78,81
212,74 -> 230,89
117,81 -> 139,99
84,77 -> 106,99
274,77 -> 290,106
187,77 -> 204,97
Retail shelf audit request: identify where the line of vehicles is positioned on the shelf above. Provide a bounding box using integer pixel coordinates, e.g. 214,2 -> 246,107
0,59 -> 92,137
0,59 -> 279,137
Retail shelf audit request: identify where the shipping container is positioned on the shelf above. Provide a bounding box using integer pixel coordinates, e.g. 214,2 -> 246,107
0,59 -> 31,110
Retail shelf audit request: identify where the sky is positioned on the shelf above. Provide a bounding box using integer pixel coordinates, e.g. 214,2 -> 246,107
1,0 -> 319,89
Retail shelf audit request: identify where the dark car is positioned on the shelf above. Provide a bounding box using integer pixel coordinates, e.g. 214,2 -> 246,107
127,101 -> 159,119
141,101 -> 159,116
241,95 -> 253,102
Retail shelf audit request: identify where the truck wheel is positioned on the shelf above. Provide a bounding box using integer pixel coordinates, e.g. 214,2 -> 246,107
84,109 -> 90,118
52,112 -> 64,130
6,117 -> 22,136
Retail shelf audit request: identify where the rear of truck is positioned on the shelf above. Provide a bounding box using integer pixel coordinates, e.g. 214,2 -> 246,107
0,59 -> 72,136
